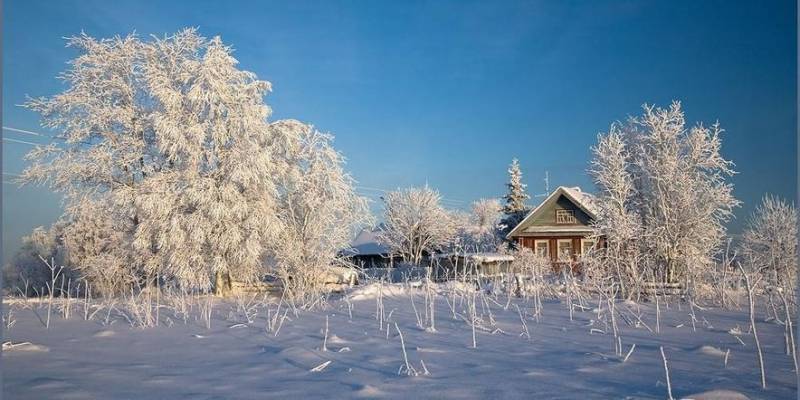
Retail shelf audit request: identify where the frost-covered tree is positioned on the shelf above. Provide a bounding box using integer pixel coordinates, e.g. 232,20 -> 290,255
132,32 -> 280,292
632,102 -> 739,284
590,126 -> 643,297
268,119 -> 372,296
379,187 -> 457,265
21,32 -> 159,292
500,158 -> 530,238
21,28 -> 373,297
457,198 -> 502,252
22,29 -> 280,292
740,195 -> 797,291
472,198 -> 502,235
590,102 -> 739,285
502,158 -> 529,214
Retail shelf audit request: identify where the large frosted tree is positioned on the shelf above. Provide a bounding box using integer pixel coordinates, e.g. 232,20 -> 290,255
132,32 -> 280,292
20,29 -> 367,294
590,102 -> 739,286
22,32 -> 169,293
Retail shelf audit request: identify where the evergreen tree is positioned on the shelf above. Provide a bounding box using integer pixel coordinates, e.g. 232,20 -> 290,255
499,158 -> 530,239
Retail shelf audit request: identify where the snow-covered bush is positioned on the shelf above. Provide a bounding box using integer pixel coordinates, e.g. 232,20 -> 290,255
739,195 -> 797,291
3,224 -> 74,295
590,102 -> 739,287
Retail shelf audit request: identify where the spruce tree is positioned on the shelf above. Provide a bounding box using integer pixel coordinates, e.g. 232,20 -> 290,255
500,158 -> 530,239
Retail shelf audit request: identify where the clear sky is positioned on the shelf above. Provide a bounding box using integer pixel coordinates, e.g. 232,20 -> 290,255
3,0 -> 796,262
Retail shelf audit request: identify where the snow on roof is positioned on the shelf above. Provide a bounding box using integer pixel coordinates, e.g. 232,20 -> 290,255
561,186 -> 598,216
342,227 -> 390,256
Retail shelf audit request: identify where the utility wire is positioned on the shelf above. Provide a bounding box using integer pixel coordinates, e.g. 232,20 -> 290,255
2,137 -> 40,146
2,126 -> 50,137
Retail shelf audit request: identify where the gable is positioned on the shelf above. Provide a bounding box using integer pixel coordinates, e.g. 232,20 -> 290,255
526,194 -> 593,227
506,186 -> 597,238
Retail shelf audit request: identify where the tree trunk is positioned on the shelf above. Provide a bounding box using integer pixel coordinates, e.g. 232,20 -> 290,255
213,271 -> 232,297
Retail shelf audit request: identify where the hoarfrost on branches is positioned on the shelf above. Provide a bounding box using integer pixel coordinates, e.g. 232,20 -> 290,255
589,101 -> 739,287
453,198 -> 502,253
589,126 -> 643,297
132,32 -> 279,291
739,195 -> 797,291
18,28 -> 369,296
379,187 -> 457,266
268,119 -> 372,297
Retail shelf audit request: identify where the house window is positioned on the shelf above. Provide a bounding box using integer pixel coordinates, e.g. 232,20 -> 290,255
581,238 -> 596,255
534,240 -> 549,257
556,209 -> 576,224
557,239 -> 573,261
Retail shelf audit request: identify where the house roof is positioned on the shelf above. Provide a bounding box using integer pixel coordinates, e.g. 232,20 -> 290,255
506,186 -> 597,239
341,226 -> 391,256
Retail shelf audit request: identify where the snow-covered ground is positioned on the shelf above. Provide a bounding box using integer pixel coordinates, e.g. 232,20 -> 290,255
3,283 -> 797,399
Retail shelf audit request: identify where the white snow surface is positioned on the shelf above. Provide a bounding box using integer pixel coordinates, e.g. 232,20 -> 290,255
3,284 -> 796,399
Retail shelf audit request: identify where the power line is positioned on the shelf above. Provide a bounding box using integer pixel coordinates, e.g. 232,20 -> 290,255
2,126 -> 49,137
355,185 -> 388,193
2,137 -> 40,146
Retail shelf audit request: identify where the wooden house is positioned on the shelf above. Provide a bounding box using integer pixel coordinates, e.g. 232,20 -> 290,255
506,186 -> 601,271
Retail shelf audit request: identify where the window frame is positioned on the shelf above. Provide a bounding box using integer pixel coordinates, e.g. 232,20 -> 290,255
557,239 -> 573,261
555,209 -> 576,224
581,238 -> 596,255
534,239 -> 549,257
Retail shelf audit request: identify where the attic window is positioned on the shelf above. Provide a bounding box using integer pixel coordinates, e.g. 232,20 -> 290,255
556,209 -> 576,224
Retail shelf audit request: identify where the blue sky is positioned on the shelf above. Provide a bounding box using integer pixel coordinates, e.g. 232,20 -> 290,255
3,0 -> 796,262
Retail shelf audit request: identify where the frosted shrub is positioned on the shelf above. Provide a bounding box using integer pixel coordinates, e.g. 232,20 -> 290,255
739,195 -> 797,293
4,225 -> 73,295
